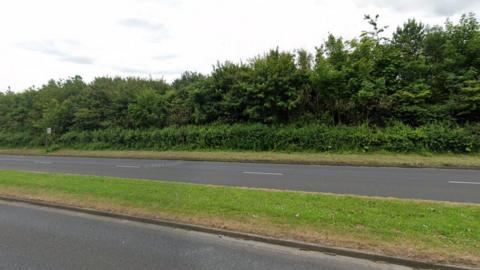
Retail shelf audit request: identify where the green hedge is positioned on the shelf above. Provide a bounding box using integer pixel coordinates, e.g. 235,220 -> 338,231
1,123 -> 479,153
0,131 -> 43,148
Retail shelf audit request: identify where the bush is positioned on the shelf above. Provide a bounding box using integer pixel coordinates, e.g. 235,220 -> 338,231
2,123 -> 479,153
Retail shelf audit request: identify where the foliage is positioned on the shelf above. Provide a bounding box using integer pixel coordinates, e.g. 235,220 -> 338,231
1,14 -> 479,153
1,123 -> 474,153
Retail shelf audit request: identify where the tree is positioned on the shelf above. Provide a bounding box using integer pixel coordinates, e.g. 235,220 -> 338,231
455,79 -> 480,121
393,19 -> 425,59
0,13 -> 479,134
128,88 -> 168,128
247,49 -> 302,123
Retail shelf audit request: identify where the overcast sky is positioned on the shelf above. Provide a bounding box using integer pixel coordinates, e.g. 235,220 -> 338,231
1,0 -> 479,92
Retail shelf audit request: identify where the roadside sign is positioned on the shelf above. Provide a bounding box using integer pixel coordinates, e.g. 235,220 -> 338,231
46,128 -> 52,134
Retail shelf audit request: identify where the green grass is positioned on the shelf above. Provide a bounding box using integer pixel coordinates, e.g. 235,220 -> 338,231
0,170 -> 478,266
1,148 -> 480,169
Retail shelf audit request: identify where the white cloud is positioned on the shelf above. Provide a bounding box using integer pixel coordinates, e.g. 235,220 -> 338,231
118,18 -> 168,33
354,0 -> 479,16
17,40 -> 95,65
0,0 -> 477,91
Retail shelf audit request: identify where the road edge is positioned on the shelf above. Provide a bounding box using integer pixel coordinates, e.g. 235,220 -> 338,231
0,195 -> 477,270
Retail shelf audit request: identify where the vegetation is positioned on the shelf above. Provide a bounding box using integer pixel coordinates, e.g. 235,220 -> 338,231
1,123 -> 480,153
1,14 -> 480,153
17,123 -> 480,152
0,170 -> 478,266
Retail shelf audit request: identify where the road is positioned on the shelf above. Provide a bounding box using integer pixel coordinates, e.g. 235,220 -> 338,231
0,155 -> 479,203
0,200 -> 410,270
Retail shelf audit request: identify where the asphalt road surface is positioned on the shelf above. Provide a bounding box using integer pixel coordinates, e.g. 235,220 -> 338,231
0,200 -> 411,270
0,155 -> 479,203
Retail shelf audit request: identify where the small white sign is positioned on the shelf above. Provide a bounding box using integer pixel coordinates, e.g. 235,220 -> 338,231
46,128 -> 52,134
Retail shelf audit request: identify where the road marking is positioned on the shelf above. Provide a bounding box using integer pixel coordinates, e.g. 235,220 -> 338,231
116,165 -> 141,169
243,171 -> 284,176
33,161 -> 52,165
449,181 -> 480,185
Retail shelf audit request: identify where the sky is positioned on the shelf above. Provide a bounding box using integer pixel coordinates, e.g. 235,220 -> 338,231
1,0 -> 479,92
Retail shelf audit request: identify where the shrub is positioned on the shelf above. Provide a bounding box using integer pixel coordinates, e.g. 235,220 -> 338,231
2,123 -> 479,153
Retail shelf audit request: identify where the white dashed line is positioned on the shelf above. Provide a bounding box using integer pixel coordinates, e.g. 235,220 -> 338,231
33,161 -> 52,165
449,181 -> 480,185
242,172 -> 284,176
116,165 -> 141,169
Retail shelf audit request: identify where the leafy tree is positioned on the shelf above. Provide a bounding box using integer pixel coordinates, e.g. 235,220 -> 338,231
128,88 -> 168,128
455,79 -> 480,121
0,13 -> 479,136
246,49 -> 302,123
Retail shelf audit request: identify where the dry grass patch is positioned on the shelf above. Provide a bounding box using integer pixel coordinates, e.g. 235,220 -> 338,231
1,148 -> 479,169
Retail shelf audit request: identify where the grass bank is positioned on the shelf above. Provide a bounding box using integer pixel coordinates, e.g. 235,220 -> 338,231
0,170 -> 478,267
1,148 -> 480,169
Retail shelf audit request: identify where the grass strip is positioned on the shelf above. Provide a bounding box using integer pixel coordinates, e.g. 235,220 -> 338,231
0,170 -> 478,267
1,148 -> 480,169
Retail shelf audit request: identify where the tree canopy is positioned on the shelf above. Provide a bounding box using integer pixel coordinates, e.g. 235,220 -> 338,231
1,13 -> 479,135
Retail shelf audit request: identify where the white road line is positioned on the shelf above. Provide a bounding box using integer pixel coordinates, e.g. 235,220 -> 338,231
116,165 -> 141,169
33,161 -> 52,165
243,171 -> 284,176
449,181 -> 480,185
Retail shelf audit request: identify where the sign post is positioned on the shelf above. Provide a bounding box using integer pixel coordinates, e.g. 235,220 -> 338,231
45,128 -> 52,149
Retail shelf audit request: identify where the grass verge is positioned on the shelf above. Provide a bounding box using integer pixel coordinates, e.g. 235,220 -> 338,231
0,170 -> 478,267
1,148 -> 480,169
